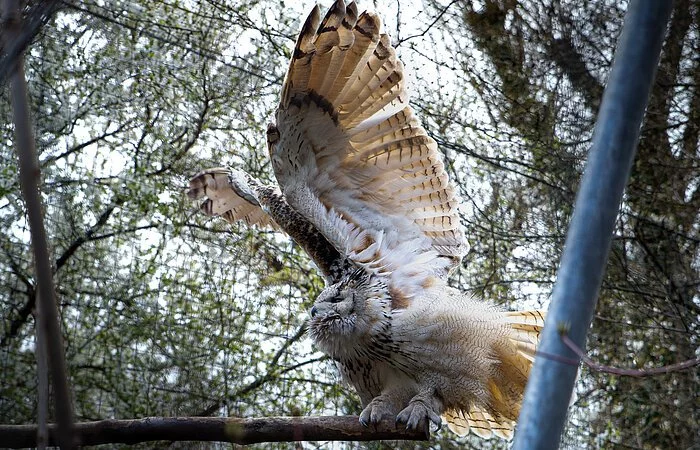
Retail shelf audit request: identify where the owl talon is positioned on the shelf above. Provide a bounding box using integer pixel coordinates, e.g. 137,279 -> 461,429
360,396 -> 395,427
396,399 -> 443,431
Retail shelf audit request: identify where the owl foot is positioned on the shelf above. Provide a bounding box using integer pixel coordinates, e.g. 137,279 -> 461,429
359,396 -> 396,427
396,397 -> 443,431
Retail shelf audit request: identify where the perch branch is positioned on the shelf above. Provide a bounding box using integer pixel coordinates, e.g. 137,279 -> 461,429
0,416 -> 429,448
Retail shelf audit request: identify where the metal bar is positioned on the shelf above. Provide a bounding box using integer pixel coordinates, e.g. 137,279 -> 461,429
2,0 -> 76,448
512,1 -> 674,449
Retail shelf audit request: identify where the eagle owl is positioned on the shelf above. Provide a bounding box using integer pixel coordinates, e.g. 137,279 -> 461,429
187,0 -> 544,440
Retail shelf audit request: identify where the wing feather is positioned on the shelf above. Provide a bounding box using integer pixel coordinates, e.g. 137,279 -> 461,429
279,5 -> 322,107
444,310 -> 545,440
349,106 -> 421,145
324,11 -> 382,105
187,168 -> 352,283
187,168 -> 277,229
272,1 -> 468,299
307,0 -> 358,95
316,2 -> 359,96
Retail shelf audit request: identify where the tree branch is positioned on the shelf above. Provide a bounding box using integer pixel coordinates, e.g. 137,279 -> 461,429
0,416 -> 429,448
560,332 -> 700,378
533,330 -> 700,378
548,35 -> 604,112
1,199 -> 132,347
0,290 -> 35,347
61,0 -> 277,84
0,0 -> 61,83
0,242 -> 36,346
196,324 -> 314,417
394,0 -> 460,47
41,120 -> 135,166
54,197 -> 124,271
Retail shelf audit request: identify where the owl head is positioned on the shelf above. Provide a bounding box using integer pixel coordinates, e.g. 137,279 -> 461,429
308,268 -> 390,353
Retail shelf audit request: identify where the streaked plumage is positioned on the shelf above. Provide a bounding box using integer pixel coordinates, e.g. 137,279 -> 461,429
187,0 -> 544,439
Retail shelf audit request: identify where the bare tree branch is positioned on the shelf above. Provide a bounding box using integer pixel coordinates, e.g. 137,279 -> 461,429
0,416 -> 429,448
54,197 -> 124,271
534,330 -> 700,378
560,333 -> 700,378
196,323 -> 313,417
0,241 -> 36,346
548,35 -> 604,111
61,0 -> 279,84
394,0 -> 460,47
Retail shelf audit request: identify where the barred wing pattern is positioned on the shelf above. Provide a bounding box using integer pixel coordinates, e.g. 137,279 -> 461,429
187,168 -> 277,228
444,310 -> 545,440
268,0 -> 468,299
187,168 -> 349,282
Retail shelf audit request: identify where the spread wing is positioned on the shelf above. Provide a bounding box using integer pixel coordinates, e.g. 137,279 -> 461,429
187,168 -> 351,282
187,168 -> 277,228
268,0 -> 468,298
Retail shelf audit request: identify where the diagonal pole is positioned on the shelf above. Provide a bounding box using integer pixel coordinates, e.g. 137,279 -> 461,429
512,1 -> 674,449
2,0 -> 75,448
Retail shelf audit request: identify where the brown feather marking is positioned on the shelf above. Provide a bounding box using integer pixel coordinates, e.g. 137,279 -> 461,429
316,3 -> 358,95
359,232 -> 374,250
280,5 -> 321,108
352,233 -> 383,264
306,0 -> 345,92
421,275 -> 437,290
389,285 -> 410,310
322,10 -> 380,104
288,90 -> 339,125
354,12 -> 379,39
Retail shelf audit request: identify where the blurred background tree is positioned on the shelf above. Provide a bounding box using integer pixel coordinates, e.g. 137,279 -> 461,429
0,0 -> 697,448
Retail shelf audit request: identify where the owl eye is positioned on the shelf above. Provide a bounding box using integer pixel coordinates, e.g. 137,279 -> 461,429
327,295 -> 343,304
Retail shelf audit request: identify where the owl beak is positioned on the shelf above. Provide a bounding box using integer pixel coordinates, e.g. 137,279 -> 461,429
310,305 -> 318,317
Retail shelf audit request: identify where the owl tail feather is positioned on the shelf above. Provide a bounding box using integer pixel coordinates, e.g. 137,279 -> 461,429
445,309 -> 545,440
503,309 -> 546,364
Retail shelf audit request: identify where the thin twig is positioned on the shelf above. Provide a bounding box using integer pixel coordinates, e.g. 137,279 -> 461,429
560,333 -> 700,378
535,349 -> 582,368
394,0 -> 461,47
533,331 -> 700,378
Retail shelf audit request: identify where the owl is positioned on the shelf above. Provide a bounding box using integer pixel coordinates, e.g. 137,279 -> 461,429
187,0 -> 544,440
